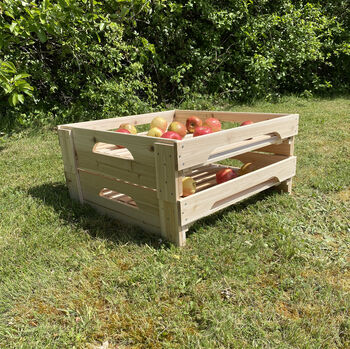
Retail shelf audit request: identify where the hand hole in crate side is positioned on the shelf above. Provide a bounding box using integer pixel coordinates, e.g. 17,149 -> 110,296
99,188 -> 138,209
93,142 -> 134,160
210,177 -> 279,210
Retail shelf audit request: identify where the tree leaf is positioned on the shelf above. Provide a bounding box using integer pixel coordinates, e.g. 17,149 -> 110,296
17,94 -> 25,104
9,93 -> 19,106
1,62 -> 16,73
37,30 -> 47,43
9,22 -> 17,33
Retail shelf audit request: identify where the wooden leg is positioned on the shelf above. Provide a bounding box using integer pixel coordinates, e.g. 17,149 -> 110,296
159,201 -> 187,246
275,178 -> 293,194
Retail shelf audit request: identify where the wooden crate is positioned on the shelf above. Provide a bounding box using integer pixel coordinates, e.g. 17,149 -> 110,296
58,109 -> 298,246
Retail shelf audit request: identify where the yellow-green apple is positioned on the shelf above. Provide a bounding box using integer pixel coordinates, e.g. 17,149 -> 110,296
240,120 -> 254,126
186,116 -> 202,133
216,168 -> 238,184
238,162 -> 255,176
168,121 -> 187,138
113,128 -> 131,148
182,177 -> 196,197
147,127 -> 163,137
151,116 -> 168,132
203,117 -> 221,132
193,126 -> 213,137
119,123 -> 137,134
161,131 -> 182,140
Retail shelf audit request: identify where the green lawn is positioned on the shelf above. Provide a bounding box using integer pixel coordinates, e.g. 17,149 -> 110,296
0,96 -> 349,348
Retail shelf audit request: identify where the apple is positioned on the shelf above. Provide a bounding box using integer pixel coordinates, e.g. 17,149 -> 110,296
216,168 -> 238,184
168,121 -> 187,138
238,162 -> 255,176
161,131 -> 182,140
186,116 -> 202,133
147,127 -> 163,137
182,177 -> 196,197
193,126 -> 213,137
151,117 -> 168,132
240,120 -> 254,126
113,128 -> 131,148
119,123 -> 137,134
203,117 -> 221,132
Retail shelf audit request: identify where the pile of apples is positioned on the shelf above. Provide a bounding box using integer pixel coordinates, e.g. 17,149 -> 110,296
146,115 -> 224,140
112,115 -> 256,197
113,115 -> 255,141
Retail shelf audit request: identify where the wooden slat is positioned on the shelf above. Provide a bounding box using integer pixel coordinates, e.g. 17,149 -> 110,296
72,127 -> 179,165
60,110 -> 175,130
82,187 -> 160,227
77,151 -> 157,189
233,152 -> 289,169
179,156 -> 297,225
174,109 -> 287,123
78,170 -> 159,209
86,201 -> 161,235
57,127 -> 83,203
176,114 -> 299,170
258,137 -> 295,156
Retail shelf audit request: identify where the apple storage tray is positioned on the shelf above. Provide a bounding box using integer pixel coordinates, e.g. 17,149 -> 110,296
58,109 -> 298,246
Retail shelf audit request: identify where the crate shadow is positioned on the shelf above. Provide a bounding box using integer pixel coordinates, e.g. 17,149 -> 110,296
28,182 -> 167,249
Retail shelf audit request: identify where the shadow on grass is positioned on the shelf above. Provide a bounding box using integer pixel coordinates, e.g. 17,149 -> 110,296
28,182 -> 167,249
28,182 -> 284,248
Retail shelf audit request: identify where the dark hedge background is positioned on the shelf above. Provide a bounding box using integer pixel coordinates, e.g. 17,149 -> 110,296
1,0 -> 349,131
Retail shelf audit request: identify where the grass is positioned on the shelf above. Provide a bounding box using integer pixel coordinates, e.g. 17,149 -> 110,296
0,96 -> 350,348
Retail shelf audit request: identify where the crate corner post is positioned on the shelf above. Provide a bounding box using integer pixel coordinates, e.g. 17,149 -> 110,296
57,126 -> 83,204
154,141 -> 187,247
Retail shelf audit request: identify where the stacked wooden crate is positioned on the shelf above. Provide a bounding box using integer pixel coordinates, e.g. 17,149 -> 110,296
58,109 -> 298,246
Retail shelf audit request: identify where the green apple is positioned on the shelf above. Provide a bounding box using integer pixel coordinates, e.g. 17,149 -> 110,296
147,127 -> 163,137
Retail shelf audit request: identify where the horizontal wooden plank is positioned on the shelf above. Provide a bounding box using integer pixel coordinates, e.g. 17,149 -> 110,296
82,187 -> 160,227
72,127 -> 177,165
174,109 -> 287,123
60,110 -> 175,130
79,170 -> 159,208
176,114 -> 299,170
179,156 -> 296,225
77,150 -> 157,189
258,137 -> 294,156
86,201 -> 162,236
233,152 -> 289,169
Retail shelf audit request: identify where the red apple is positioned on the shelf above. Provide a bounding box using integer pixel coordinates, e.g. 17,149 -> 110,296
182,177 -> 196,197
186,116 -> 202,133
240,120 -> 254,126
114,128 -> 131,148
203,117 -> 221,132
151,117 -> 168,132
161,131 -> 182,140
119,123 -> 137,134
168,121 -> 187,138
147,127 -> 163,137
193,126 -> 213,137
216,168 -> 238,184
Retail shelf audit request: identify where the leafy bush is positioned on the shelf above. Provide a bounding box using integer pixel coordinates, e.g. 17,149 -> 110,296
0,0 -> 156,130
0,0 -> 349,131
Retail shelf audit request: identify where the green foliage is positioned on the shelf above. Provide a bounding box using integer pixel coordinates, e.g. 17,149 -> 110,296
135,1 -> 350,100
0,61 -> 34,106
0,0 -> 156,130
0,0 -> 350,131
